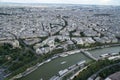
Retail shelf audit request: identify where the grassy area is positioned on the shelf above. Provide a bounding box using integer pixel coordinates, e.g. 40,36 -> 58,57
3,42 -> 64,80
73,59 -> 120,80
99,63 -> 120,79
0,43 -> 37,79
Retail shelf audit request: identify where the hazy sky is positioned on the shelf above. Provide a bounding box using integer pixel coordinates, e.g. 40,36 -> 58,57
0,0 -> 120,5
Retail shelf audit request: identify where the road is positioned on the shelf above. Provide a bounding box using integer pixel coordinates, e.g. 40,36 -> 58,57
88,62 -> 120,80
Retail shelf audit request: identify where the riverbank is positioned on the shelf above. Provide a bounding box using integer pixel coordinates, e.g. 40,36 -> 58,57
73,59 -> 120,80
8,43 -> 120,80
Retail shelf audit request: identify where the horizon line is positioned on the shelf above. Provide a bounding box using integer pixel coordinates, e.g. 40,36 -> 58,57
0,2 -> 120,6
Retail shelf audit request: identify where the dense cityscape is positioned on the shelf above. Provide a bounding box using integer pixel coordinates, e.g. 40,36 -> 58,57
0,3 -> 120,80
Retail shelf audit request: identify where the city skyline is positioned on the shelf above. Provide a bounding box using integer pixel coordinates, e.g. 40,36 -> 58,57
0,0 -> 120,5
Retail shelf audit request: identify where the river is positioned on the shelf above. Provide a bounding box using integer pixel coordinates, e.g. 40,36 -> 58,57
89,46 -> 120,59
20,46 -> 120,80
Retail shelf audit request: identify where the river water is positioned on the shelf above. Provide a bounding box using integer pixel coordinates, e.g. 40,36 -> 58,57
89,46 -> 120,59
20,46 -> 120,80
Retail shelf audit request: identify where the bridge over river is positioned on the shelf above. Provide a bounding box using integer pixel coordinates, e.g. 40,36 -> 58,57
19,46 -> 120,80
